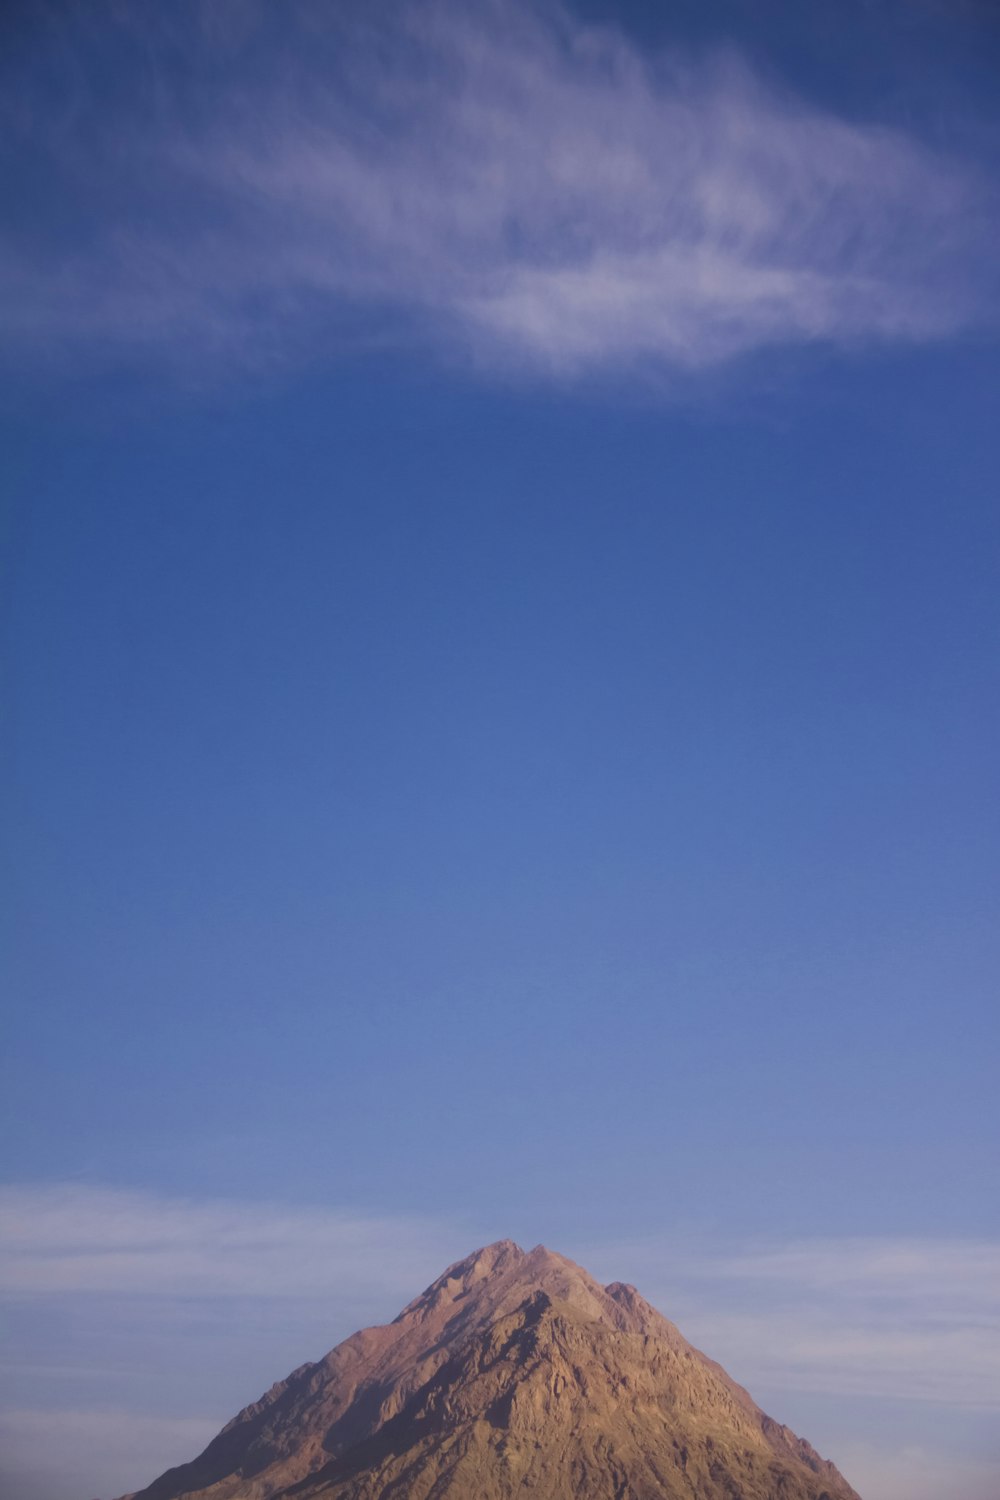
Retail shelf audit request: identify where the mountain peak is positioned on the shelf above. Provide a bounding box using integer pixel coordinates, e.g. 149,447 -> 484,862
435,1237 -> 526,1284
394,1238 -> 526,1324
120,1241 -> 861,1500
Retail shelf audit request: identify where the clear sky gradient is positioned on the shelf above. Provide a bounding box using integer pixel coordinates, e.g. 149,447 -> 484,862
2,4 -> 999,1499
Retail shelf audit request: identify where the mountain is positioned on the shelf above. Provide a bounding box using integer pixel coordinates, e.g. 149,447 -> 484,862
120,1240 -> 861,1500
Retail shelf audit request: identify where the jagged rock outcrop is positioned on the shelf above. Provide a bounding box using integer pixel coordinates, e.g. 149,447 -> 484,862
120,1240 -> 860,1500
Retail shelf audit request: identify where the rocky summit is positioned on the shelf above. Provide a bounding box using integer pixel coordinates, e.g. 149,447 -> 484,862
119,1240 -> 861,1500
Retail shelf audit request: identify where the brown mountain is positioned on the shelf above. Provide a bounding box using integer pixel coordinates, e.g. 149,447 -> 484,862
120,1240 -> 861,1500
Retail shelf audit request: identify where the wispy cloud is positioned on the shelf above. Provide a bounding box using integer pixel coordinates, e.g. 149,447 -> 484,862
4,1185 -> 998,1410
582,1234 -> 1000,1408
0,1184 -> 478,1496
2,0 -> 995,380
3,1186 -> 999,1498
0,1182 -> 469,1299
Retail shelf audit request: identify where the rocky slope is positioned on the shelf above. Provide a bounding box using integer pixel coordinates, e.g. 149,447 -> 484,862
120,1239 -> 861,1500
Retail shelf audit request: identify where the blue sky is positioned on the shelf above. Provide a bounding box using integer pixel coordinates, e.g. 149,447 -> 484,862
1,3 -> 998,1499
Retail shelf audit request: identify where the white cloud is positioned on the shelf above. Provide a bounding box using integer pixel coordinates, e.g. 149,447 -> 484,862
0,1182 -> 470,1299
3,1188 -> 999,1499
1,0 -> 995,379
580,1234 -> 1000,1409
711,1236 -> 1000,1299
4,1186 -> 998,1410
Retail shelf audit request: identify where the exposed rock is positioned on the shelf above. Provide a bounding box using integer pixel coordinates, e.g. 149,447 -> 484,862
120,1240 -> 860,1500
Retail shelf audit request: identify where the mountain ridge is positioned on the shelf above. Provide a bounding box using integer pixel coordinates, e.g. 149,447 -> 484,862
119,1239 -> 861,1500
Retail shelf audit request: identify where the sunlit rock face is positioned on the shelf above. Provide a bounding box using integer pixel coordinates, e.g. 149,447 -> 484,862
120,1240 -> 862,1500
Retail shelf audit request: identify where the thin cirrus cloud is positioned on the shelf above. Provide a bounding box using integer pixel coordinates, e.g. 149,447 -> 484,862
583,1233 -> 1000,1409
3,1183 -> 999,1412
1,0 -> 996,379
0,1182 -> 470,1301
3,1186 -> 999,1499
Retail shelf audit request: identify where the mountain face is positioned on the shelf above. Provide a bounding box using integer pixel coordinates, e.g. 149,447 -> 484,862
121,1240 -> 860,1500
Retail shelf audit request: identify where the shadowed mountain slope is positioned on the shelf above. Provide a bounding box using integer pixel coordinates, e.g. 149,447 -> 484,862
120,1240 -> 861,1500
